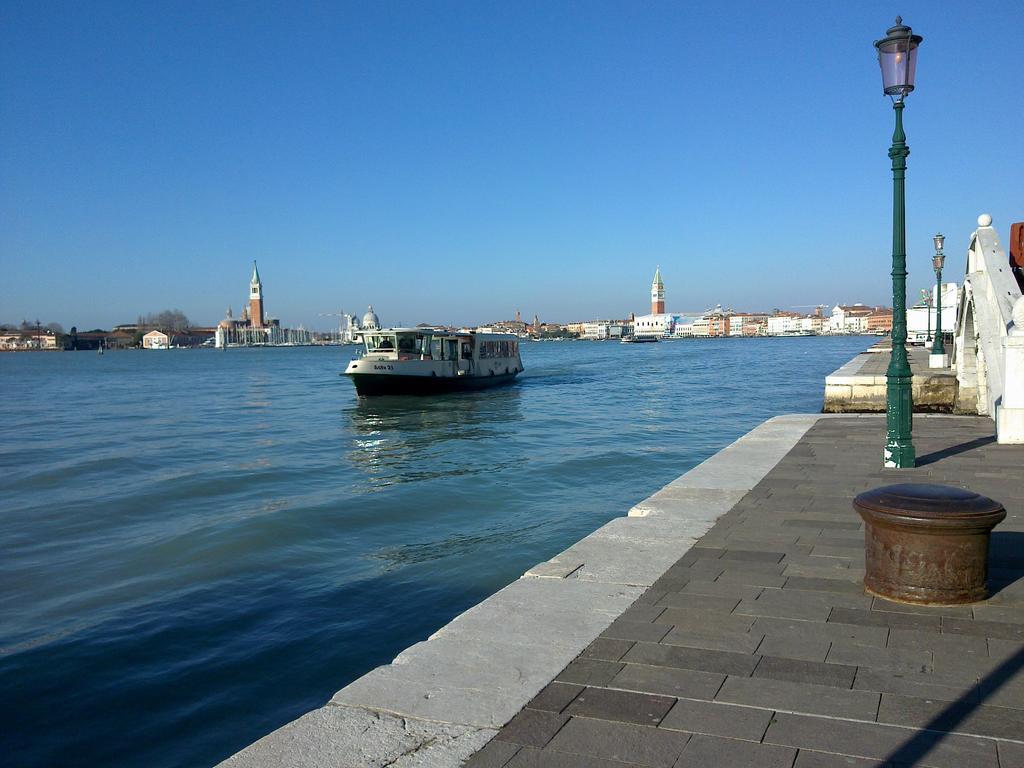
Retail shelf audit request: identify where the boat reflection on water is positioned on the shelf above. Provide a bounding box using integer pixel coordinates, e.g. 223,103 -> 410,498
342,388 -> 525,489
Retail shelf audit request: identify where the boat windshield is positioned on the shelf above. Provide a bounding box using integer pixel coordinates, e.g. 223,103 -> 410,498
364,334 -> 396,352
365,332 -> 437,357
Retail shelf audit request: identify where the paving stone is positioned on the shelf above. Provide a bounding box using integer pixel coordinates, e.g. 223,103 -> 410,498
876,693 -> 1024,740
505,746 -> 638,768
716,675 -> 880,720
756,633 -> 831,662
674,734 -> 797,768
658,697 -> 772,741
942,617 -> 1024,641
784,576 -> 869,595
735,591 -> 842,621
679,579 -> 764,600
976,678 -> 1024,709
527,682 -> 584,713
827,641 -> 931,674
676,561 -> 727,579
852,667 -> 981,704
886,628 -> 988,657
581,637 -> 634,661
782,519 -> 862,531
494,709 -> 570,748
973,603 -> 1024,624
998,740 -> 1024,768
829,607 -> 940,630
763,711 -> 999,767
622,641 -> 760,677
619,604 -> 666,623
464,738 -> 521,767
751,617 -> 888,647
809,545 -> 864,560
655,607 -> 756,634
545,717 -> 689,768
662,625 -> 764,654
714,569 -> 789,588
602,620 -> 671,644
609,663 -> 725,702
869,597 -> 974,619
986,637 -> 1021,660
689,547 -> 725,559
653,592 -> 740,613
784,563 -> 865,581
753,655 -> 857,689
556,658 -> 624,686
793,750 -> 890,768
634,589 -> 669,606
564,687 -> 676,726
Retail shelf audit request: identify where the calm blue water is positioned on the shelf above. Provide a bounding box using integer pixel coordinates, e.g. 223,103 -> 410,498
0,336 -> 871,767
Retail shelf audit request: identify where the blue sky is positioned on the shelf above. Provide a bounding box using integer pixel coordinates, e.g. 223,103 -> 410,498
1,1 -> 1021,329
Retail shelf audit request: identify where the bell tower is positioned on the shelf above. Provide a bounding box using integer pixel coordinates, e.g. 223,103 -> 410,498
651,267 -> 665,315
249,261 -> 265,328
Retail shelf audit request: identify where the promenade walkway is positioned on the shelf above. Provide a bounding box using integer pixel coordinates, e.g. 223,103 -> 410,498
469,416 -> 1024,768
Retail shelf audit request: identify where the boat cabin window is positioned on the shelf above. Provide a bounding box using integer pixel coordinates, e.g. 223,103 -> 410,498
417,334 -> 432,356
478,340 -> 517,358
365,334 -> 396,352
396,334 -> 416,353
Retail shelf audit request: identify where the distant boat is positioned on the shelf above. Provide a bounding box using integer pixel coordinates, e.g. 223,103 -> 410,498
620,335 -> 659,344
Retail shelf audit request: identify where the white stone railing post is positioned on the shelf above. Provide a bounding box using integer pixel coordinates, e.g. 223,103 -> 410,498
998,296 -> 1024,443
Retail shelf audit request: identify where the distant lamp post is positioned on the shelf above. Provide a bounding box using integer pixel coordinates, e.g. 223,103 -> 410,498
930,232 -> 949,367
875,16 -> 922,468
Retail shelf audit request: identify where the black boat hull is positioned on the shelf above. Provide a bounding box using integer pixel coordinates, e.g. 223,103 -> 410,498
345,371 -> 519,396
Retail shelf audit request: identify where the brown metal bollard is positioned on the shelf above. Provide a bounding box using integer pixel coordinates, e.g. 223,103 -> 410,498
854,484 -> 1005,605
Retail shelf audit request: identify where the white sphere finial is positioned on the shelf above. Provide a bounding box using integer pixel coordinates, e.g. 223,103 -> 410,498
978,213 -> 993,227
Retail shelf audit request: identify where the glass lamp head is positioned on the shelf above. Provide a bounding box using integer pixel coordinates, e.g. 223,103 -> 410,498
875,17 -> 923,98
933,232 -> 945,252
933,252 -> 946,270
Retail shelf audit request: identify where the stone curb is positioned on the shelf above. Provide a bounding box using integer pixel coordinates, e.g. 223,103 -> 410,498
217,414 -> 831,768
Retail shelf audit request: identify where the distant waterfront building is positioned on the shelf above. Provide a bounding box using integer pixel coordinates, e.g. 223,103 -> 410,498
766,312 -> 802,335
729,313 -> 768,337
142,330 -> 170,349
866,311 -> 894,334
828,304 -> 874,334
0,329 -> 61,350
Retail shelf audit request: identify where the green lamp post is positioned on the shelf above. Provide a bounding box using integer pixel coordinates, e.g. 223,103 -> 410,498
932,233 -> 946,357
875,16 -> 923,469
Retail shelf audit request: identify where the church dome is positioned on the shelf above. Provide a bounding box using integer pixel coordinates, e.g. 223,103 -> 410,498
362,305 -> 380,330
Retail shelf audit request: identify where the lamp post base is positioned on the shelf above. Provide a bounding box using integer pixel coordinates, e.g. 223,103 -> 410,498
929,352 -> 950,369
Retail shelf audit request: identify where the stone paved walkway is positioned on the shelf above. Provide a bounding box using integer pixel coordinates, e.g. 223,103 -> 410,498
466,416 -> 1024,768
857,344 -> 937,376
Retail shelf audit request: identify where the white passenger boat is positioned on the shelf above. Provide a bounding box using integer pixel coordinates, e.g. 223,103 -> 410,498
344,328 -> 524,396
